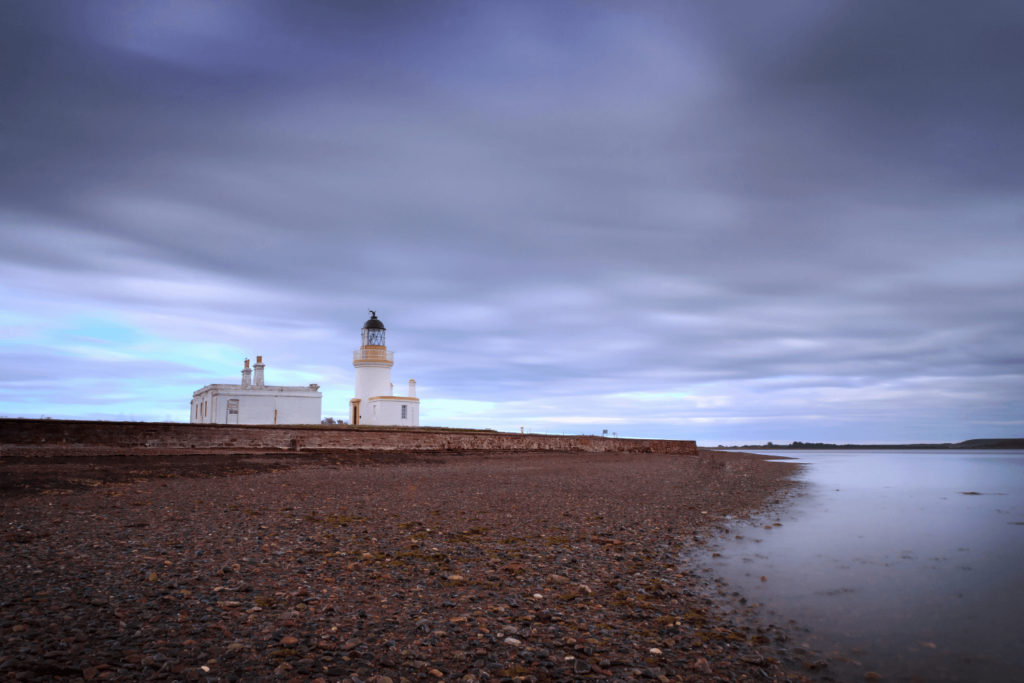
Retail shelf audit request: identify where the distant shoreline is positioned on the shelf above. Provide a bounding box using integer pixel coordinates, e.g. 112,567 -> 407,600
713,438 -> 1024,450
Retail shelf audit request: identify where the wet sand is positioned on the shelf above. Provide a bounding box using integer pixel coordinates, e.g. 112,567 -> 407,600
1,449 -> 803,683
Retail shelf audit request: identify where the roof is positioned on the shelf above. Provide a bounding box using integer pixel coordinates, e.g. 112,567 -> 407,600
363,312 -> 386,330
192,384 -> 322,397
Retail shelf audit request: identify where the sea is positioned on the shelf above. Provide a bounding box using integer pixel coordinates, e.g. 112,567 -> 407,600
698,449 -> 1024,682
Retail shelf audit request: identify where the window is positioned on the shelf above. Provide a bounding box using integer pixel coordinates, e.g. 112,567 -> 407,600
401,404 -> 408,419
228,399 -> 239,415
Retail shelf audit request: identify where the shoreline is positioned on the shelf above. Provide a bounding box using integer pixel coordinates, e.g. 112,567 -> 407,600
2,449 -> 801,683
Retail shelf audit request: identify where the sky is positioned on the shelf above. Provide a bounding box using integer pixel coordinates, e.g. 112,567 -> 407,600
1,0 -> 1022,445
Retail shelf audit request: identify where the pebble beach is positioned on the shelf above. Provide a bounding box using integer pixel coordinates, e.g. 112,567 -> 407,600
2,449 -> 804,683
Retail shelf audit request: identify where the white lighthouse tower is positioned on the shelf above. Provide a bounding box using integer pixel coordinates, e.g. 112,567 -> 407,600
349,311 -> 419,426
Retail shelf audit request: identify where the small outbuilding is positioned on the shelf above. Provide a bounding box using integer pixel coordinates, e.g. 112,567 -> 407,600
190,356 -> 322,425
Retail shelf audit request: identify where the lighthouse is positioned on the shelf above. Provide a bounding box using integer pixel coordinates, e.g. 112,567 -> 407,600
349,311 -> 420,426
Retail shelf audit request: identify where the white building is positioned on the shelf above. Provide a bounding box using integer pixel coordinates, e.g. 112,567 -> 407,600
349,312 -> 420,426
190,356 -> 322,425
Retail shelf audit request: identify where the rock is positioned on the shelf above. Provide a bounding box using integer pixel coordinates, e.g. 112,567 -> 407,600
694,658 -> 712,674
0,438 -> 800,683
648,648 -> 661,655
83,667 -> 98,681
739,654 -> 765,665
148,572 -> 158,582
864,673 -> 883,681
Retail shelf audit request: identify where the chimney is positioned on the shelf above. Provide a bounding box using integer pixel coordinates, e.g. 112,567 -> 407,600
241,358 -> 252,388
408,379 -> 416,398
254,355 -> 265,388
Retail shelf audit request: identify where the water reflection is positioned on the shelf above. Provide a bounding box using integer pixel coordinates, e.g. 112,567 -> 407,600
703,450 -> 1024,682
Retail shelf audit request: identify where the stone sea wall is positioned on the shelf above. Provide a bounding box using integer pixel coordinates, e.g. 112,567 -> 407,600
0,418 -> 697,456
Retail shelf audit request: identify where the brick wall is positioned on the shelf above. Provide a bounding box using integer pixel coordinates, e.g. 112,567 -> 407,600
0,419 -> 697,456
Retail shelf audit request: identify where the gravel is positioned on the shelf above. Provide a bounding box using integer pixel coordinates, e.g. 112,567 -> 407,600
1,449 -> 807,683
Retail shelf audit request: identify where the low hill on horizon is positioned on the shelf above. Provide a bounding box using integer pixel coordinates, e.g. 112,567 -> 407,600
717,438 -> 1024,450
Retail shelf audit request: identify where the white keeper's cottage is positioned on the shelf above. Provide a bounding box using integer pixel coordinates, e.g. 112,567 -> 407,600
190,356 -> 322,425
350,311 -> 420,426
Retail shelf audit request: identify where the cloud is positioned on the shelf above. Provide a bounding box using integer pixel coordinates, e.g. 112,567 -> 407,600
0,0 -> 1021,442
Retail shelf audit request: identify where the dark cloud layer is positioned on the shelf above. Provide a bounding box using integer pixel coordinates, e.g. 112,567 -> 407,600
1,0 -> 1021,442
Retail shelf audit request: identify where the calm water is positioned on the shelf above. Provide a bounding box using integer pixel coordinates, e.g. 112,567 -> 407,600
701,450 -> 1024,682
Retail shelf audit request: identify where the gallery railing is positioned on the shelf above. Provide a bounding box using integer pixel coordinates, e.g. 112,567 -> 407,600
353,348 -> 394,362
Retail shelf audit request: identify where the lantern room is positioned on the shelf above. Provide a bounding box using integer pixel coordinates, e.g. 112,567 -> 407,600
361,311 -> 386,347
